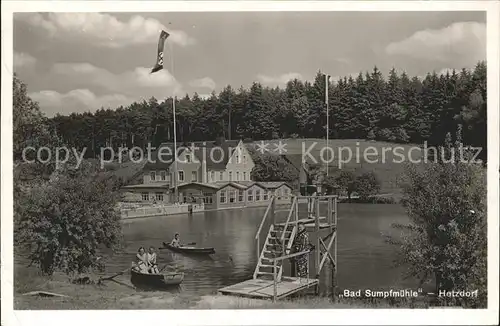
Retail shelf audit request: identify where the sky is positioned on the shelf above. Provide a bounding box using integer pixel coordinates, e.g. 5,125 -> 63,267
12,11 -> 486,117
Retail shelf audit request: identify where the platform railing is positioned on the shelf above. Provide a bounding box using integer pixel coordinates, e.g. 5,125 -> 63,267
280,196 -> 297,255
255,196 -> 276,260
269,249 -> 312,302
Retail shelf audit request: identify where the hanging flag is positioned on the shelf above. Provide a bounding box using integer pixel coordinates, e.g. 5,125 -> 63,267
151,30 -> 170,74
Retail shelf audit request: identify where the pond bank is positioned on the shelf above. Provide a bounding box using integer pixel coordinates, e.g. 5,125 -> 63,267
15,266 -> 426,309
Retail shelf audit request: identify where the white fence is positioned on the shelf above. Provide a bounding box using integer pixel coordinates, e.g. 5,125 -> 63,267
121,203 -> 205,219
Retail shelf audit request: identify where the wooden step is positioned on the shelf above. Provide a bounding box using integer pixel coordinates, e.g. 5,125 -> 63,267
257,272 -> 276,276
259,264 -> 280,269
273,225 -> 295,230
268,237 -> 290,242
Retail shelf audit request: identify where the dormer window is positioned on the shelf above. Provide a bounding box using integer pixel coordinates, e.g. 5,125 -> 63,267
186,154 -> 191,163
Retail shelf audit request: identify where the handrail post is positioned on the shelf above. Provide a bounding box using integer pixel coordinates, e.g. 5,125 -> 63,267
256,237 -> 260,262
295,197 -> 299,225
334,196 -> 338,301
315,196 -> 320,277
273,258 -> 277,302
328,197 -> 333,233
271,196 -> 276,225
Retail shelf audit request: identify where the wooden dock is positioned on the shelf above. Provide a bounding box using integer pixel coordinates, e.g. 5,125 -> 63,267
218,277 -> 318,300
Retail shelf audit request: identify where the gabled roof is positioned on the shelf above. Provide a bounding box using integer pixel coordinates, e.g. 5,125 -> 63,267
144,139 -> 241,171
257,181 -> 292,189
216,182 -> 249,191
173,182 -> 220,190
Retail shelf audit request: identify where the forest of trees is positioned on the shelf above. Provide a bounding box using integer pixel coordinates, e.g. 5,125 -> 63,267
41,62 -> 487,162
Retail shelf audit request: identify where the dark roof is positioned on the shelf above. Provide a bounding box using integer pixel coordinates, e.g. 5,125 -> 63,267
166,181 -> 290,191
257,181 -> 292,189
144,139 -> 241,171
122,182 -> 170,189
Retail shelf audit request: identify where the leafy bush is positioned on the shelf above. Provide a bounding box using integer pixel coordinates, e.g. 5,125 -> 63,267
15,163 -> 123,276
395,127 -> 486,307
355,171 -> 381,200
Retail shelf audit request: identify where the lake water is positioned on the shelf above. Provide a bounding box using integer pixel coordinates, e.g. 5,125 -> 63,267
107,203 -> 416,295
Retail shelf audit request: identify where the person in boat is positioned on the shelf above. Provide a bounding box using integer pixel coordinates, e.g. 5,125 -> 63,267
147,246 -> 159,274
135,247 -> 149,273
292,222 -> 313,279
170,233 -> 181,247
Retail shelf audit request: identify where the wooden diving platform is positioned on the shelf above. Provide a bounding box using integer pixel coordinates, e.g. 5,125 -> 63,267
218,276 -> 318,300
275,216 -> 333,229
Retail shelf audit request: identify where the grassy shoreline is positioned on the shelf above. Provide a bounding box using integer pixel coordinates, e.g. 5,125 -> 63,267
14,266 -> 427,309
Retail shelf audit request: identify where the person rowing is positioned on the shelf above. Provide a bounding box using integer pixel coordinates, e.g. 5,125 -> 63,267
170,233 -> 181,247
147,246 -> 159,274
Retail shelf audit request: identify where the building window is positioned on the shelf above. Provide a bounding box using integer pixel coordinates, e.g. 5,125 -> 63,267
150,171 -> 156,181
284,188 -> 289,199
219,172 -> 224,181
191,171 -> 197,182
277,188 -> 282,200
203,192 -> 213,204
229,171 -> 233,181
155,192 -> 164,201
211,171 -> 215,182
235,155 -> 239,164
243,155 -> 247,164
263,190 -> 269,200
236,172 -> 240,181
243,172 -> 247,181
220,191 -> 227,203
160,171 -> 166,181
141,193 -> 149,201
186,154 -> 191,163
238,190 -> 244,202
229,190 -> 236,203
256,189 -> 261,201
170,172 -> 174,184
178,171 -> 184,182
248,189 -> 254,202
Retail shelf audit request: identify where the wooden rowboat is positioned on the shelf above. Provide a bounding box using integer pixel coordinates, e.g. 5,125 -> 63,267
162,242 -> 215,255
130,269 -> 184,289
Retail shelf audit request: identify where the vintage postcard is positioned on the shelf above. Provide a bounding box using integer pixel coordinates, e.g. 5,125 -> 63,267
1,1 -> 499,325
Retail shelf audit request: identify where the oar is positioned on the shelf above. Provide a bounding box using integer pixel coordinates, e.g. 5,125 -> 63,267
98,266 -> 130,282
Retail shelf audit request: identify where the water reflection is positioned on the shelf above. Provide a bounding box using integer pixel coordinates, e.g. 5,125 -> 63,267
99,204 -> 415,294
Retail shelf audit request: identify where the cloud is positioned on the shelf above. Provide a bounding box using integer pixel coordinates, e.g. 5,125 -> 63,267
15,12 -> 195,48
14,52 -> 36,68
29,89 -> 138,117
329,72 -> 359,81
385,22 -> 485,67
256,72 -> 303,85
198,94 -> 212,100
189,77 -> 216,90
49,62 -> 183,96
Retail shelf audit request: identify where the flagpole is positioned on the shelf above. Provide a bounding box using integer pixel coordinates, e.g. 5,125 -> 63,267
325,74 -> 329,177
169,42 -> 179,203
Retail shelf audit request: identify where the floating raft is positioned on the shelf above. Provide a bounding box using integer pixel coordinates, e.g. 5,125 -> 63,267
218,276 -> 318,300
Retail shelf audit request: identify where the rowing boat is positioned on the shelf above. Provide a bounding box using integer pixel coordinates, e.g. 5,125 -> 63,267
130,269 -> 184,289
162,242 -> 215,255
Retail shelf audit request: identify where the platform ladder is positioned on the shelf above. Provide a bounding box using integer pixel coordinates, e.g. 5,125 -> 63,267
253,196 -> 299,281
